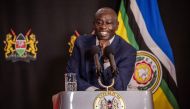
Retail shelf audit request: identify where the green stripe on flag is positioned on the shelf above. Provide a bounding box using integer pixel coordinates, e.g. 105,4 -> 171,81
119,0 -> 139,50
160,79 -> 180,109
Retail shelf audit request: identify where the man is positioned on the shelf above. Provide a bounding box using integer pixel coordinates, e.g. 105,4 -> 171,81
66,7 -> 136,91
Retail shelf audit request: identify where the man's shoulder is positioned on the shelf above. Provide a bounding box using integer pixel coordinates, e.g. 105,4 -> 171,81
115,35 -> 133,47
75,34 -> 96,46
77,35 -> 95,40
115,35 -> 137,52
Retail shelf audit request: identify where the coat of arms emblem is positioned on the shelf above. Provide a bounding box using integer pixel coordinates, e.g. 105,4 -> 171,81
4,29 -> 38,62
127,50 -> 162,93
94,91 -> 126,109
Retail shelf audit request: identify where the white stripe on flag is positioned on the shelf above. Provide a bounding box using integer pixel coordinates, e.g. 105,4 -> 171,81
130,0 -> 177,85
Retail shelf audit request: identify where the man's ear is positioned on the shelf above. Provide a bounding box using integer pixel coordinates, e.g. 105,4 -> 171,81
91,30 -> 95,35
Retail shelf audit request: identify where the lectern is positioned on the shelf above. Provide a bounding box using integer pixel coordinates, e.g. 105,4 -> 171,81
52,91 -> 153,109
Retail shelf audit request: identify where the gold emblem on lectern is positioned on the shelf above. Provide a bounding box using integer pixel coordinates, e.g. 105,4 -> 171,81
94,91 -> 126,109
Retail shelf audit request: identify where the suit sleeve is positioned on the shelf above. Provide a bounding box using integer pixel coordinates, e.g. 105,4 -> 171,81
66,38 -> 94,91
114,46 -> 136,90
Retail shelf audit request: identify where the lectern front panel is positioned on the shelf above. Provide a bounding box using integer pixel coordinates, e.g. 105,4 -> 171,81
53,91 -> 153,109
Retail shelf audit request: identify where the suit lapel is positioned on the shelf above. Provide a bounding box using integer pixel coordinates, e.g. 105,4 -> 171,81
109,35 -> 120,54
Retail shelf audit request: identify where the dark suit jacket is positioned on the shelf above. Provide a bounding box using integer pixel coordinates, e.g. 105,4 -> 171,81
66,35 -> 136,91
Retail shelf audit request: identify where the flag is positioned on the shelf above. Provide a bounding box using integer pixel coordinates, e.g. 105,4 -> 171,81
116,0 -> 180,109
116,0 -> 139,50
68,30 -> 80,56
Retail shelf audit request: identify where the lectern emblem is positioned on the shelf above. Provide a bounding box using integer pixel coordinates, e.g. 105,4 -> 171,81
127,50 -> 162,93
94,91 -> 126,109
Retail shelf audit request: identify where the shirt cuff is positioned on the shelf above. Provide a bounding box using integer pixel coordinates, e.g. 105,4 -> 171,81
85,86 -> 98,91
104,62 -> 110,69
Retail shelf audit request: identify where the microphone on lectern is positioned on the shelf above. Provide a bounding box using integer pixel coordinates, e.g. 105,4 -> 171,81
91,46 -> 102,77
104,46 -> 118,78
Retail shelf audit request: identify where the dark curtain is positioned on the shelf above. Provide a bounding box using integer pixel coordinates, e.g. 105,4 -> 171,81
0,0 -> 188,109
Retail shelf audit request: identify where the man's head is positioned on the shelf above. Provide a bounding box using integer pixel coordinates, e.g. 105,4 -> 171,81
94,7 -> 119,40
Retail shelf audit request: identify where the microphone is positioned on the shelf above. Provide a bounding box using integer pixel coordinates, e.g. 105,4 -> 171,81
91,46 -> 102,77
104,46 -> 118,78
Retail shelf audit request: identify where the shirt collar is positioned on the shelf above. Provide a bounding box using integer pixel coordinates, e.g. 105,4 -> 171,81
96,35 -> 115,46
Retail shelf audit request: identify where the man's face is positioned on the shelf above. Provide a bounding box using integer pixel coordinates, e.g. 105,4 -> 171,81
94,12 -> 118,40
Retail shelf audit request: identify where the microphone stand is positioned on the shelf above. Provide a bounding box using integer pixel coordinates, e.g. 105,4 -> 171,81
97,58 -> 117,91
96,45 -> 118,91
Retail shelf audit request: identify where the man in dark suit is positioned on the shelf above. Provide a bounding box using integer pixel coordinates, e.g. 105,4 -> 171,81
66,7 -> 136,91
